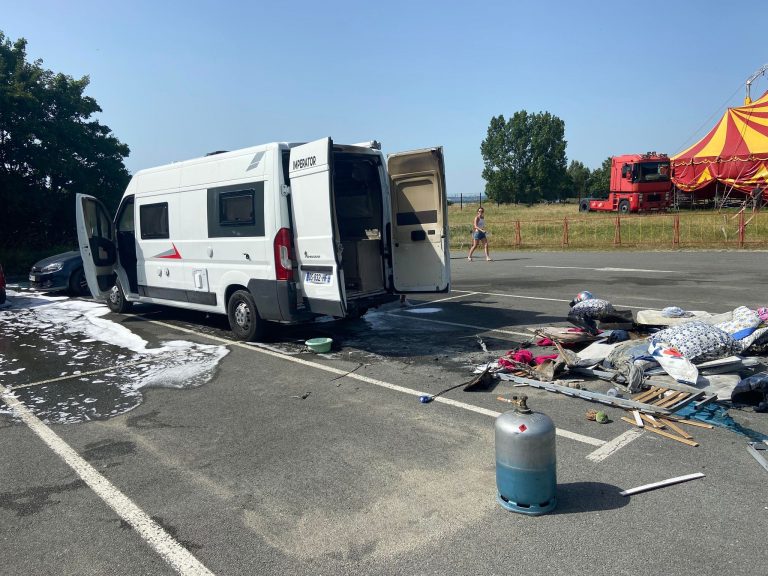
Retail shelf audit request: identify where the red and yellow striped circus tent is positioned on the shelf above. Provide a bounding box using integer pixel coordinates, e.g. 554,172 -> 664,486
671,91 -> 768,195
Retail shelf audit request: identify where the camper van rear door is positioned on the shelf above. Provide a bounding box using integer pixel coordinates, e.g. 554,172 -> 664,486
75,193 -> 117,299
387,147 -> 450,293
289,138 -> 345,317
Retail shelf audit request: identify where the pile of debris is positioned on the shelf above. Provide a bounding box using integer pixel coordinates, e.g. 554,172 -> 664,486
482,292 -> 768,447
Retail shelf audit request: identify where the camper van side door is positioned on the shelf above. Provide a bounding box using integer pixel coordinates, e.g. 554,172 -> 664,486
387,147 -> 450,293
75,193 -> 117,299
289,138 -> 346,317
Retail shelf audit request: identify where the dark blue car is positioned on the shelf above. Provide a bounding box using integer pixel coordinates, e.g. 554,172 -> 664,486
29,251 -> 89,296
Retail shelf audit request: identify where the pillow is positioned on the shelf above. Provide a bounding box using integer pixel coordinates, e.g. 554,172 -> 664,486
650,320 -> 735,362
715,306 -> 761,341
570,298 -> 614,319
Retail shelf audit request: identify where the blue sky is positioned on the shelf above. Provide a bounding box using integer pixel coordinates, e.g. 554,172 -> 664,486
3,0 -> 766,195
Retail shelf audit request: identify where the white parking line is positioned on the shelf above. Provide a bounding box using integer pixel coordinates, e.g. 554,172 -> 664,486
526,265 -> 679,274
385,313 -> 534,339
0,383 -> 215,576
146,320 -> 607,448
449,289 -> 652,311
8,358 -> 152,391
586,428 -> 644,462
409,291 -> 478,307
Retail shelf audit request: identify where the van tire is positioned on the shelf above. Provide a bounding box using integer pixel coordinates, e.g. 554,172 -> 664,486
227,289 -> 264,341
107,281 -> 132,313
69,268 -> 90,297
618,200 -> 630,213
579,200 -> 590,212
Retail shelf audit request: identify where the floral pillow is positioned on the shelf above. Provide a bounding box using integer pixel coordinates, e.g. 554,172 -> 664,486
650,320 -> 735,362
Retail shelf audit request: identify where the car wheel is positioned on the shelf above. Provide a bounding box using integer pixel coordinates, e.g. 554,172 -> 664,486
579,200 -> 590,212
227,289 -> 264,341
107,281 -> 132,313
618,200 -> 630,213
69,268 -> 90,297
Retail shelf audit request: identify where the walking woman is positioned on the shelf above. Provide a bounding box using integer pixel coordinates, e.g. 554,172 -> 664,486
468,207 -> 491,261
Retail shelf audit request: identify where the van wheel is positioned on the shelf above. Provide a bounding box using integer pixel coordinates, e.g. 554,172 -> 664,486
227,290 -> 264,341
618,200 -> 630,213
579,200 -> 590,212
107,281 -> 132,313
69,268 -> 90,297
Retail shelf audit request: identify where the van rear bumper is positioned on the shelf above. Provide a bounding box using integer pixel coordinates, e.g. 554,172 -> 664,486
247,278 -> 304,322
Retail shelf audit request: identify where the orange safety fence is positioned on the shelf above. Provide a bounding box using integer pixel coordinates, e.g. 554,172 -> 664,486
450,211 -> 768,249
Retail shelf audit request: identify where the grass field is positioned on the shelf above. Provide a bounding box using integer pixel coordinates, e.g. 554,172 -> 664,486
448,202 -> 768,251
2,203 -> 766,277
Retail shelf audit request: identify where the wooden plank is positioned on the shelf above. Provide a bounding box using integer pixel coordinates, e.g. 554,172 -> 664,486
660,418 -> 694,440
665,417 -> 714,429
649,391 -> 678,406
665,390 -> 705,412
632,410 -> 644,427
633,387 -> 665,403
643,425 -> 699,447
639,413 -> 665,428
655,391 -> 689,408
645,414 -> 663,427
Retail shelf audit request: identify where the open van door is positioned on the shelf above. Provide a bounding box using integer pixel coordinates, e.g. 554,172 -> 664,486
388,147 -> 450,292
75,193 -> 117,300
289,138 -> 346,317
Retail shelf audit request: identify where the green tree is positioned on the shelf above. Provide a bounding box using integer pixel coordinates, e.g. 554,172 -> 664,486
586,157 -> 612,198
0,31 -> 130,250
480,115 -> 516,203
481,111 -> 568,204
529,112 -> 568,202
567,160 -> 591,200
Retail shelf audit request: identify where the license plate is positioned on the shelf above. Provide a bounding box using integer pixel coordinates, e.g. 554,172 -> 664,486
305,271 -> 332,285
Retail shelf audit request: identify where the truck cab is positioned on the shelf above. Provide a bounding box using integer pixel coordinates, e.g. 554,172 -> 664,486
580,153 -> 671,213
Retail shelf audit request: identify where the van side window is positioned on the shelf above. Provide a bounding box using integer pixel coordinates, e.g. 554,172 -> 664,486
207,182 -> 265,238
220,191 -> 255,226
140,203 -> 169,239
117,200 -> 135,232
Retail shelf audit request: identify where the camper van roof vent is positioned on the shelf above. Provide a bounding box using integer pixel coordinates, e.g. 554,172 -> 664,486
205,150 -> 229,156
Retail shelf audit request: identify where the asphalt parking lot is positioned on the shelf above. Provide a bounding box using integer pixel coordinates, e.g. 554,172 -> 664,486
1,250 -> 767,576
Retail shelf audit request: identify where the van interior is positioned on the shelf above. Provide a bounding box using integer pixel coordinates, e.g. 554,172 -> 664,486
332,152 -> 386,296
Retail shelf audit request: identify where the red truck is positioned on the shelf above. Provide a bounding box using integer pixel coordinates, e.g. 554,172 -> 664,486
579,153 -> 672,213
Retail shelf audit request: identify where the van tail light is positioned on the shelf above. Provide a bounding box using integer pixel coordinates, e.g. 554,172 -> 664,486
273,227 -> 293,281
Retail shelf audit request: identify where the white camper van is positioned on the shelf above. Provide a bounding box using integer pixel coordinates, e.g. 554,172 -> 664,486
76,138 -> 450,341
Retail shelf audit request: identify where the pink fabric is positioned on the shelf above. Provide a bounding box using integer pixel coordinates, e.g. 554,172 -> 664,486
533,354 -> 559,365
758,307 -> 768,322
567,327 -> 602,334
509,350 -> 534,364
535,338 -> 555,346
498,358 -> 515,369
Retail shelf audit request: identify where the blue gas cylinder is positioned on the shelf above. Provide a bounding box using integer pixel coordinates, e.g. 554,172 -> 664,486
495,395 -> 557,515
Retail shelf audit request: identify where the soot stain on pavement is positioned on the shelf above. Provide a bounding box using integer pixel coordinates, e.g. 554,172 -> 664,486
0,479 -> 86,517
